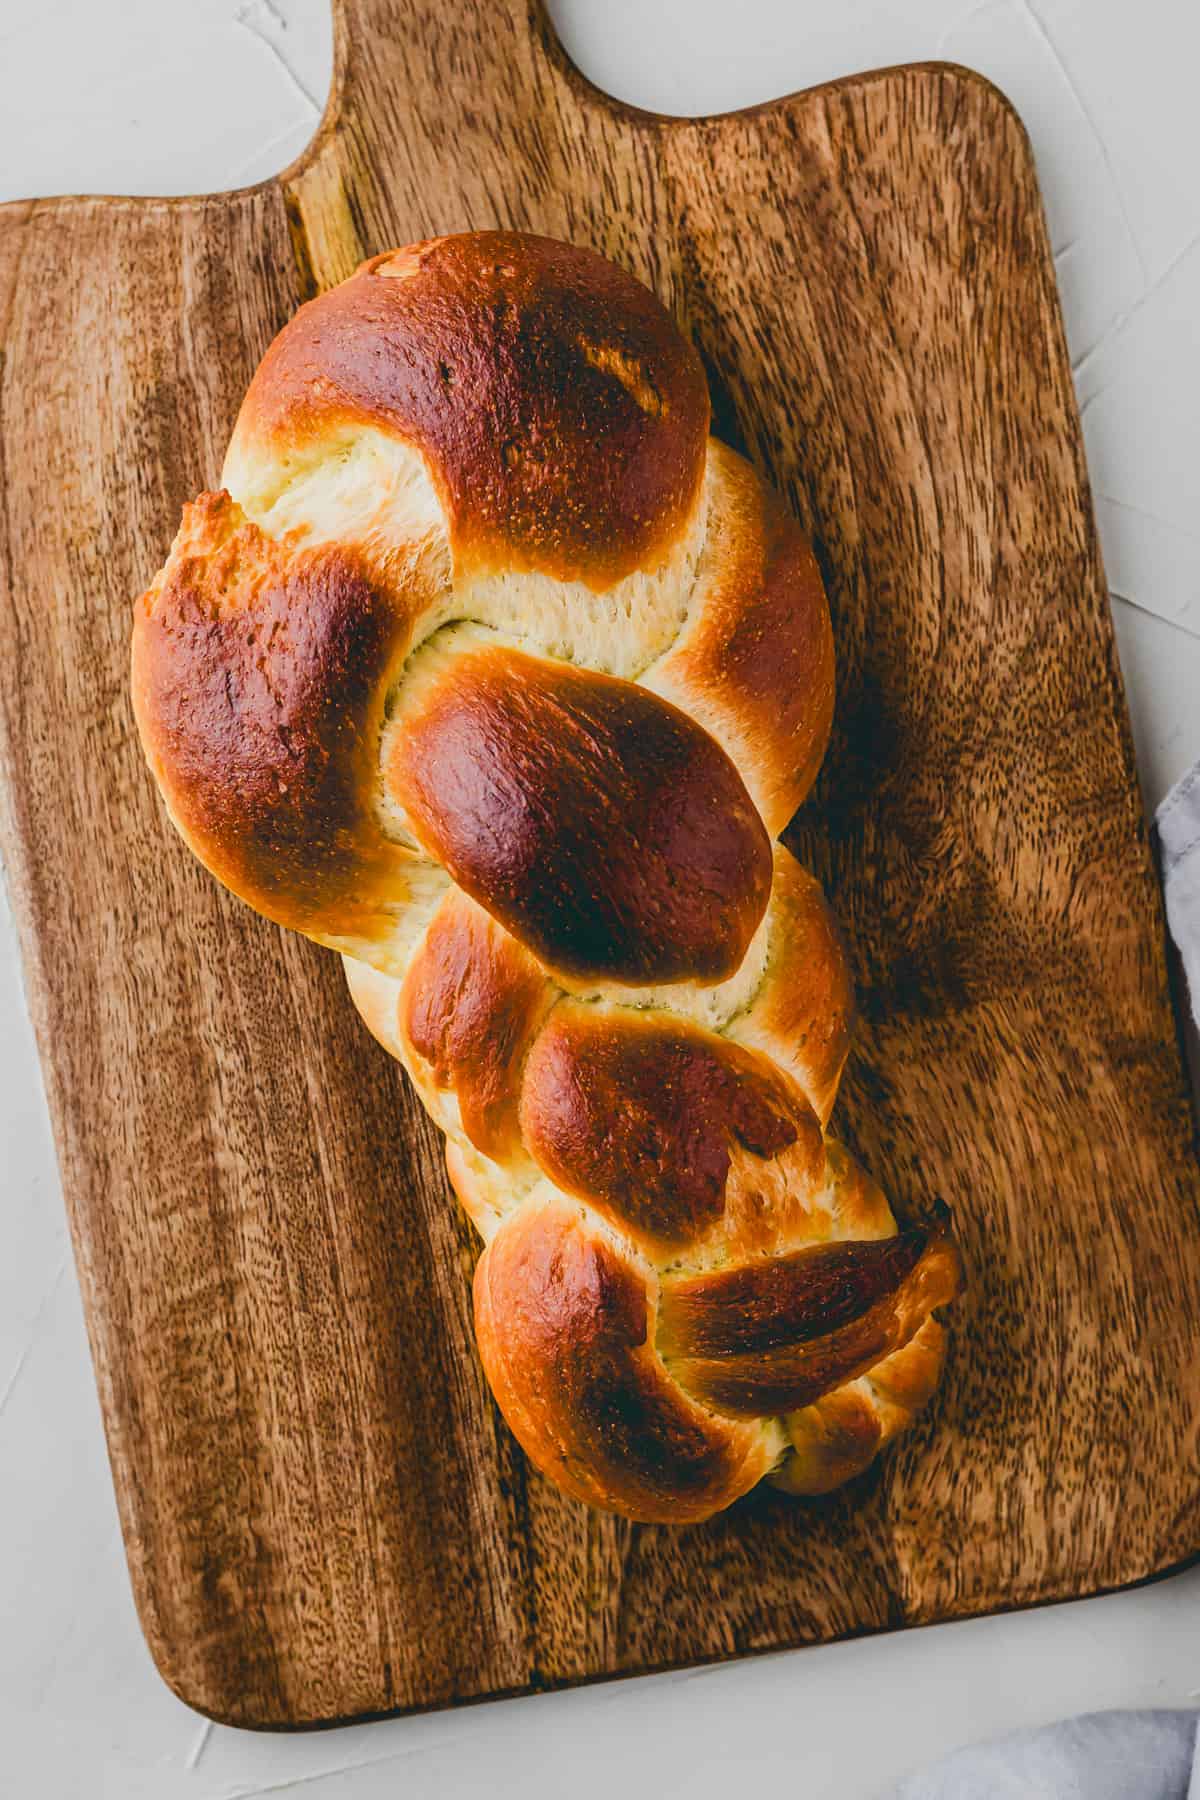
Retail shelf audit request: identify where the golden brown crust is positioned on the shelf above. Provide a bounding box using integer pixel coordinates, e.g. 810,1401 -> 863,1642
519,1005 -> 821,1257
398,890 -> 553,1164
474,1195 -> 775,1523
131,492 -> 417,945
227,233 -> 709,589
387,643 -> 772,984
731,850 -> 856,1126
772,1317 -> 949,1496
647,441 -> 835,835
774,1383 -> 884,1496
659,1231 -> 962,1418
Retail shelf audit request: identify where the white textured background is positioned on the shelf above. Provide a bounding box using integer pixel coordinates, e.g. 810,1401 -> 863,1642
2,4 -> 1199,1797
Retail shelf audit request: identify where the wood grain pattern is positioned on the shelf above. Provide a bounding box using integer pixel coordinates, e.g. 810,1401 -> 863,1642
2,0 -> 1199,1730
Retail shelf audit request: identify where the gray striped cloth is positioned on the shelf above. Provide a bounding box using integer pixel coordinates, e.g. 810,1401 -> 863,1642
889,1710 -> 1200,1798
1160,760 -> 1200,1034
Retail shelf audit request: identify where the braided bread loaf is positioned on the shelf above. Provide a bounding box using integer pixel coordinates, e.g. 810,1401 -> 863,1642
132,232 -> 960,1524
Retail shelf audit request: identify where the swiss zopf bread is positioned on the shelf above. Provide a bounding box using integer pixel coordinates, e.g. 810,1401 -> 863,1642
132,231 -> 961,1524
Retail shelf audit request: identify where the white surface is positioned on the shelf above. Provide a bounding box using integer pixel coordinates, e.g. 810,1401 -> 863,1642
2,5 -> 1199,1798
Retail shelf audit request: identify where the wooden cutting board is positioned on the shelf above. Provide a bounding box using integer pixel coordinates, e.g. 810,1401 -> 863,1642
2,0 -> 1198,1732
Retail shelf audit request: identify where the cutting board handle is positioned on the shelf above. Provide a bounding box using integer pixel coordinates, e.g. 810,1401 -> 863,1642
284,0 -> 673,289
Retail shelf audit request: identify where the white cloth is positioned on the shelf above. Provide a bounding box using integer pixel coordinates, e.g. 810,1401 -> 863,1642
1159,761 -> 1200,1033
889,1710 -> 1200,1798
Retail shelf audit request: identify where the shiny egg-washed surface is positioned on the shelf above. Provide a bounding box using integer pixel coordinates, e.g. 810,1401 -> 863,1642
132,231 -> 960,1523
